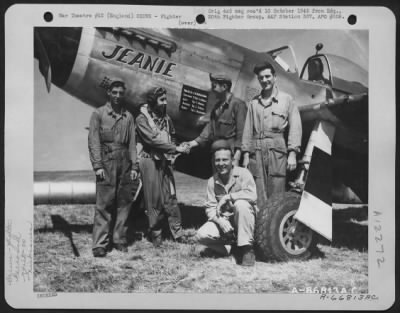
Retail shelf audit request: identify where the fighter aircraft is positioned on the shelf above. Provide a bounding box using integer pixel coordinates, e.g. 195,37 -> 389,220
34,27 -> 368,261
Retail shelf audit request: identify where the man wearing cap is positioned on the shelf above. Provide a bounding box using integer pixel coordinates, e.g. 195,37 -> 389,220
242,62 -> 302,210
88,79 -> 138,257
196,139 -> 258,266
182,73 -> 247,166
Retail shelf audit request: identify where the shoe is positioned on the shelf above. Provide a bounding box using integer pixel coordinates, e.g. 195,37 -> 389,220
241,245 -> 255,267
114,243 -> 128,252
153,236 -> 163,248
222,230 -> 236,245
199,247 -> 229,258
93,247 -> 107,258
199,248 -> 221,258
151,231 -> 163,248
175,236 -> 184,243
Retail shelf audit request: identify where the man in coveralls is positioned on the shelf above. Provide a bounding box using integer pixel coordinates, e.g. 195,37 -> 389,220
88,79 -> 138,257
135,87 -> 187,247
196,139 -> 258,266
242,62 -> 302,211
182,73 -> 247,166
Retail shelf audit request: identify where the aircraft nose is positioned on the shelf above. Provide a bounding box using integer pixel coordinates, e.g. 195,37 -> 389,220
34,27 -> 82,90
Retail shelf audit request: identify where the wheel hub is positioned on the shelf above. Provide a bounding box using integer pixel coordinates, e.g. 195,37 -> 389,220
279,210 -> 313,255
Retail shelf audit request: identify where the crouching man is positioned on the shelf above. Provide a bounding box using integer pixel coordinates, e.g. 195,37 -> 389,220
195,139 -> 258,266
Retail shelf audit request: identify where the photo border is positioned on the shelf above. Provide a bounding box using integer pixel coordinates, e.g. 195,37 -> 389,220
3,3 -> 397,310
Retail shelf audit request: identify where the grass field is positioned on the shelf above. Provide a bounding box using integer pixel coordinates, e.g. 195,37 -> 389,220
34,172 -> 368,293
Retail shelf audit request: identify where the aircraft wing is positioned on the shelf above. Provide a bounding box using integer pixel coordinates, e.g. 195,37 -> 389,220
293,91 -> 368,240
298,92 -> 368,156
300,93 -> 367,119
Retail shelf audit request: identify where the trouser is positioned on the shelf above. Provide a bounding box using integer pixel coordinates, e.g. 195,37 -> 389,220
139,158 -> 183,240
196,200 -> 256,256
92,155 -> 135,250
248,136 -> 287,211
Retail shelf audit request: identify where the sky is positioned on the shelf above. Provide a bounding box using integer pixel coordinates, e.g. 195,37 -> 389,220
34,29 -> 368,171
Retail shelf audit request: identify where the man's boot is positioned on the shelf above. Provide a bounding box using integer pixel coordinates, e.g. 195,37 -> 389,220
151,230 -> 163,248
93,247 -> 107,258
114,243 -> 128,252
241,245 -> 255,266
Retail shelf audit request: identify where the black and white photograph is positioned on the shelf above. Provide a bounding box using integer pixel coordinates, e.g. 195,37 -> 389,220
4,4 -> 396,310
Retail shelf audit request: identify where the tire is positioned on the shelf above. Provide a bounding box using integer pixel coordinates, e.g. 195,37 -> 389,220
255,191 -> 317,262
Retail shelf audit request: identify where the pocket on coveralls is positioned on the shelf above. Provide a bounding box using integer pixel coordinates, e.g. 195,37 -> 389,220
268,147 -> 287,177
248,154 -> 260,178
217,118 -> 234,136
119,161 -> 138,201
100,128 -> 114,142
271,110 -> 287,130
120,160 -> 134,186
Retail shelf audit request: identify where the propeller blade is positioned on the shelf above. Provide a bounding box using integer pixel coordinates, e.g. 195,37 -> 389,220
34,30 -> 52,92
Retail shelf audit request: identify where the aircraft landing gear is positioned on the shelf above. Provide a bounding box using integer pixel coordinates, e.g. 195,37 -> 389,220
255,120 -> 336,261
255,191 -> 318,262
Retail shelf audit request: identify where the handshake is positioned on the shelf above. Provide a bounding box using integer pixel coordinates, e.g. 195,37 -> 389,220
176,140 -> 198,154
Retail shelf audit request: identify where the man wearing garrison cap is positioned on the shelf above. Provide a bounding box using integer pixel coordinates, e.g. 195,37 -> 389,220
196,139 -> 258,266
182,72 -> 247,166
241,62 -> 302,211
88,78 -> 138,257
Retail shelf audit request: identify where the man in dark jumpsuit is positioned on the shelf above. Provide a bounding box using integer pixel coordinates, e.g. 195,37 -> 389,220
88,79 -> 138,257
242,62 -> 302,211
183,73 -> 248,167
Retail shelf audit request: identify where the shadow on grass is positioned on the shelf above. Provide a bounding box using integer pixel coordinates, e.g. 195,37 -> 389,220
126,203 -> 206,243
331,221 -> 368,251
35,203 -> 206,247
127,206 -> 148,244
45,215 -> 83,257
178,204 -> 207,229
124,189 -> 207,241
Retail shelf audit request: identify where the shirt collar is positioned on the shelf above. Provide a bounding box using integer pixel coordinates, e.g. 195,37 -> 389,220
257,86 -> 279,107
105,102 -> 127,118
224,92 -> 233,106
214,166 -> 240,190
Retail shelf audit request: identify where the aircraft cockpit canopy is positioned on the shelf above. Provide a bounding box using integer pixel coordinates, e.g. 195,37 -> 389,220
301,54 -> 368,94
301,56 -> 331,85
325,54 -> 368,89
267,45 -> 299,74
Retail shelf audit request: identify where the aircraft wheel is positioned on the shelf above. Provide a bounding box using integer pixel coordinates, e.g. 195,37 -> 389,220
255,191 -> 317,262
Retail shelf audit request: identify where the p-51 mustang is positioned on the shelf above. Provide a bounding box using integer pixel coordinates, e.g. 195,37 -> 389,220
34,27 -> 368,261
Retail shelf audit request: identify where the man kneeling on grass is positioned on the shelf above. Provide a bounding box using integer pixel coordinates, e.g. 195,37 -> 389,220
195,139 -> 258,266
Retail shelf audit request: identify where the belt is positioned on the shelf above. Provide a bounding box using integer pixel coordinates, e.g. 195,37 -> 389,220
102,143 -> 128,154
214,134 -> 235,140
139,150 -> 173,164
254,131 -> 283,139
